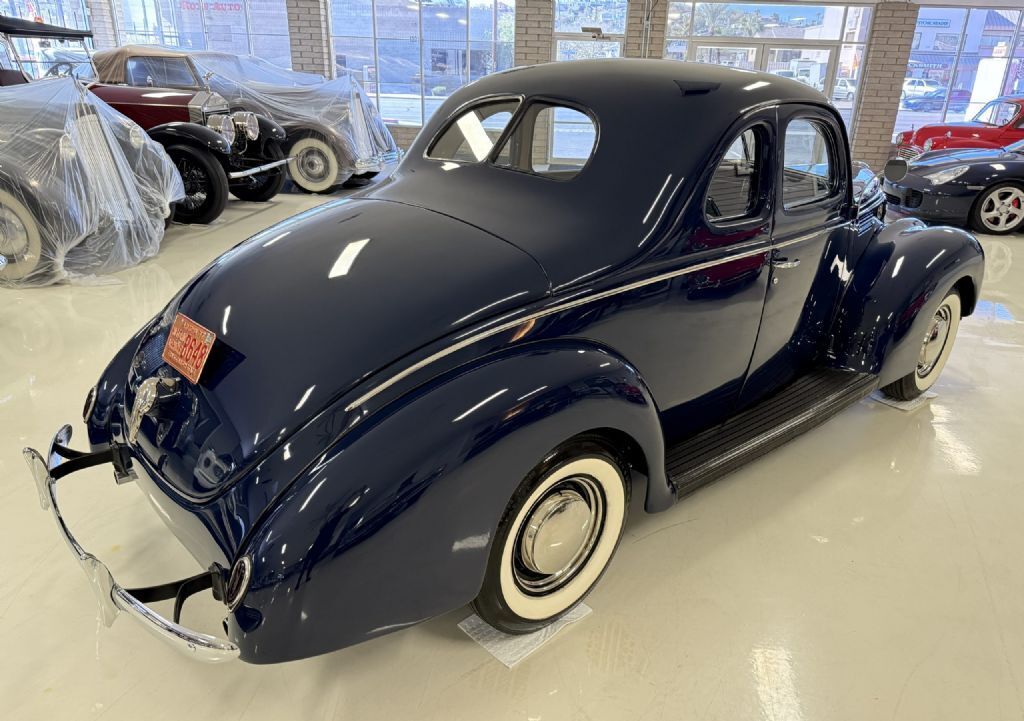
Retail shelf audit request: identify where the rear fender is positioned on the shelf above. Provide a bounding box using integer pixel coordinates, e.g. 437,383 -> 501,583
828,217 -> 984,386
227,341 -> 666,663
147,122 -> 231,156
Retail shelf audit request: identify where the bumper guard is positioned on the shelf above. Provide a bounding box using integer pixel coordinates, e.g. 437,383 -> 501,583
23,425 -> 240,663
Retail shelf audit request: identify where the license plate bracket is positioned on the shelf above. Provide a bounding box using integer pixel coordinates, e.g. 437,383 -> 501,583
162,314 -> 216,384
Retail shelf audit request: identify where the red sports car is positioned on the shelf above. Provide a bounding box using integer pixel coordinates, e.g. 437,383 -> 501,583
892,96 -> 1024,159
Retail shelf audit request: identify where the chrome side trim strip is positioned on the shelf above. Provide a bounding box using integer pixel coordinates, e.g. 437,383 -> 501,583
344,226 -> 850,411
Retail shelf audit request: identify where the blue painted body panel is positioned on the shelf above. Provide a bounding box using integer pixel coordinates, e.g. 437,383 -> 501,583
80,60 -> 985,663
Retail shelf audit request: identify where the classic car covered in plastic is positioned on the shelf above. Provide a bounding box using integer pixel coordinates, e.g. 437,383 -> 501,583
0,77 -> 182,287
892,96 -> 1024,160
27,60 -> 983,663
93,46 -> 401,193
0,19 -> 290,224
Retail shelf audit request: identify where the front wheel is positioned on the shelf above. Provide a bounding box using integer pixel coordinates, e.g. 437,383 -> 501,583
971,182 -> 1024,234
880,290 -> 961,401
287,134 -> 349,193
472,438 -> 630,634
230,140 -> 286,202
167,144 -> 228,225
0,187 -> 47,285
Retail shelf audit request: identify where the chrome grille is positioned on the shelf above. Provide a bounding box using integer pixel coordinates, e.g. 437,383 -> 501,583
896,145 -> 922,161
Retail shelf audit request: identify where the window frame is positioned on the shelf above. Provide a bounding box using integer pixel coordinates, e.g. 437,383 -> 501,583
425,97 -> 523,163
780,114 -> 843,213
702,120 -> 773,229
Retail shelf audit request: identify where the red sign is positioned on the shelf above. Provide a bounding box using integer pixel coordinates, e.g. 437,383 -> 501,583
162,313 -> 216,384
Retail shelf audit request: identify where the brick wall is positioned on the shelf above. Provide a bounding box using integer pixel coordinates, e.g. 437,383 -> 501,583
287,0 -> 334,77
515,0 -> 554,66
84,0 -> 118,49
849,2 -> 918,171
387,125 -> 422,151
624,0 -> 667,59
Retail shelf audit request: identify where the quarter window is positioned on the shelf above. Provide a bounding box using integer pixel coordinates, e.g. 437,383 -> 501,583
495,104 -> 597,180
783,118 -> 835,209
427,100 -> 520,163
705,127 -> 762,222
126,57 -> 198,88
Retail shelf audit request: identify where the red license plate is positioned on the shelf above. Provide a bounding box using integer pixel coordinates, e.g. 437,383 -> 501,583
162,313 -> 216,384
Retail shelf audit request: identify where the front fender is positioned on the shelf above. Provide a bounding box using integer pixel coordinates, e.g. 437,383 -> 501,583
254,114 -> 286,142
147,122 -> 231,155
829,218 -> 984,385
228,341 -> 666,663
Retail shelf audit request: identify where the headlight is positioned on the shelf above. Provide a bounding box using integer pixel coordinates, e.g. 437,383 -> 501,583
232,111 -> 259,141
207,114 -> 236,145
892,131 -> 904,144
129,124 -> 146,149
923,164 -> 969,185
923,138 -> 934,152
59,133 -> 77,161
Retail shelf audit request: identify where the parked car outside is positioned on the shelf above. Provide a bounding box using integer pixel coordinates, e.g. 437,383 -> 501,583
892,96 -> 1024,160
93,46 -> 401,194
832,77 -> 857,101
884,141 -> 1024,234
902,77 -> 944,99
901,88 -> 971,113
26,60 -> 983,663
0,77 -> 182,286
0,20 -> 292,224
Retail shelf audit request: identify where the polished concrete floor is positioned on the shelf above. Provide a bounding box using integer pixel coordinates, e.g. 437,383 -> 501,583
1,194 -> 1022,721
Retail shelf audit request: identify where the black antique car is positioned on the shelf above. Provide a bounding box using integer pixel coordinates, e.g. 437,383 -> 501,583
93,46 -> 400,193
0,17 -> 290,224
27,60 -> 983,663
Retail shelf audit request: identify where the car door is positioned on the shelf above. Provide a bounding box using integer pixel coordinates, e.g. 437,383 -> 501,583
739,105 -> 853,405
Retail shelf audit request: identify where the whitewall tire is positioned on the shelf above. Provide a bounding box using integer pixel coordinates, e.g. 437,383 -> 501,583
473,439 -> 630,633
288,135 -> 342,193
0,188 -> 44,283
881,290 -> 961,401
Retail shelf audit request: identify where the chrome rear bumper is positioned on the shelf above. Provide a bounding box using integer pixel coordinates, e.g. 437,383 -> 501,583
24,425 -> 239,663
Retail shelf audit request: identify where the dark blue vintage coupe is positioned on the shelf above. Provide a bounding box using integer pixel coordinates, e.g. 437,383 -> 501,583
27,60 -> 984,664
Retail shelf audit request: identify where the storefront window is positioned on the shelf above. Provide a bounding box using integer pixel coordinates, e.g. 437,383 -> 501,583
0,0 -> 88,27
114,0 -> 291,67
555,0 -> 627,35
333,0 -> 514,127
896,7 -> 1023,134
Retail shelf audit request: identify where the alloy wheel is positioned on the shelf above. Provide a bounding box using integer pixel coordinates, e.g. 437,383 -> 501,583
979,186 -> 1024,232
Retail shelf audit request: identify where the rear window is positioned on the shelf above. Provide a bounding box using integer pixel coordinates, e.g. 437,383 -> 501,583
495,103 -> 597,180
427,100 -> 520,163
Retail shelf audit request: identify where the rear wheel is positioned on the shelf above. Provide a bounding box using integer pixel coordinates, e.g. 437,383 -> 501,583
230,140 -> 286,202
472,438 -> 630,634
971,182 -> 1024,234
287,134 -> 349,193
168,145 -> 228,225
0,188 -> 46,284
880,290 -> 961,401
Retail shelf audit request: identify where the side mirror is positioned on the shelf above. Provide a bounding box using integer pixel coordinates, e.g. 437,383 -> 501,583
883,157 -> 909,183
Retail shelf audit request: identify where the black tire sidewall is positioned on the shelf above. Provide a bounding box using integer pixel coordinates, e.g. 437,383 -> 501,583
472,438 -> 630,634
168,144 -> 229,225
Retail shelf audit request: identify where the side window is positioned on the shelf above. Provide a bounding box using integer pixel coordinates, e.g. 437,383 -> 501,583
705,127 -> 762,222
495,104 -> 597,180
783,118 -> 836,210
126,57 -> 197,88
427,100 -> 520,163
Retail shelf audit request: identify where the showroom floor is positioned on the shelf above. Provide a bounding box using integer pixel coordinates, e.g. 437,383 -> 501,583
1,192 -> 1022,721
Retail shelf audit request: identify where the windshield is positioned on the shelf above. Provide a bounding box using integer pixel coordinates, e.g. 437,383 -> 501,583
973,100 -> 1019,126
5,35 -> 94,80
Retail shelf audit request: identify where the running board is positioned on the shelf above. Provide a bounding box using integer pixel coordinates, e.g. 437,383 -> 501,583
666,369 -> 877,499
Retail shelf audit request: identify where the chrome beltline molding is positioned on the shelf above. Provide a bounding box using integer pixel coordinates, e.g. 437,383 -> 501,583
344,225 -> 848,411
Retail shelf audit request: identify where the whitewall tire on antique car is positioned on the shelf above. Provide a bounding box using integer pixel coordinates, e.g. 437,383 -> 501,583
288,134 -> 348,193
0,187 -> 44,283
971,182 -> 1024,235
472,438 -> 630,633
880,290 -> 962,401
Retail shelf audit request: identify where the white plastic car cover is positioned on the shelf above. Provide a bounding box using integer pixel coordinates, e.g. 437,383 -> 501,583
94,46 -> 400,175
0,77 -> 183,287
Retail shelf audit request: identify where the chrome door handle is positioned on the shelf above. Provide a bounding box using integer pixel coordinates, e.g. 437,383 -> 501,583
772,258 -> 801,269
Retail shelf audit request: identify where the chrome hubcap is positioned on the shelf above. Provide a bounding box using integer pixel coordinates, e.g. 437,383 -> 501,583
299,148 -> 329,181
918,305 -> 952,377
980,187 -> 1024,230
514,477 -> 603,594
0,205 -> 29,260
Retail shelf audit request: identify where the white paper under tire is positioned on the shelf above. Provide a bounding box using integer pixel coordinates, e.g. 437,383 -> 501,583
0,78 -> 184,287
